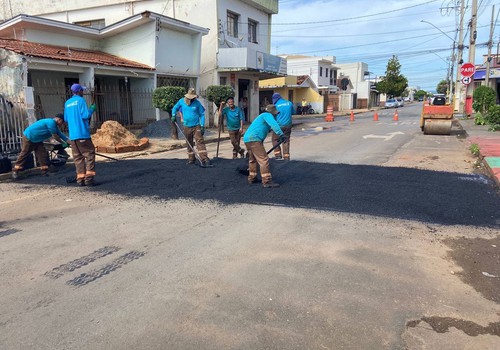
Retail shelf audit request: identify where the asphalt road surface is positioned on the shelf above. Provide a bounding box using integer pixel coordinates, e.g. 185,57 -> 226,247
1,102 -> 499,349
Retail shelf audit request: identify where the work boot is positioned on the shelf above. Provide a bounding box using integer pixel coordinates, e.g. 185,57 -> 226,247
232,153 -> 238,159
84,177 -> 95,186
275,156 -> 283,161
239,149 -> 245,158
76,179 -> 85,186
186,159 -> 195,165
11,170 -> 19,180
40,170 -> 48,176
247,177 -> 258,184
262,181 -> 280,188
202,159 -> 214,168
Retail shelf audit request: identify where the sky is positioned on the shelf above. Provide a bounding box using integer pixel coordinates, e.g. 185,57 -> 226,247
271,0 -> 499,92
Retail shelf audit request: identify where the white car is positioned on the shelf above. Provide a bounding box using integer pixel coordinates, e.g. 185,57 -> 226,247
396,98 -> 404,107
385,99 -> 397,108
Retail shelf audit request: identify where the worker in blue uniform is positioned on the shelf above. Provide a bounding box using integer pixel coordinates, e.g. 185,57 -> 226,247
271,92 -> 294,160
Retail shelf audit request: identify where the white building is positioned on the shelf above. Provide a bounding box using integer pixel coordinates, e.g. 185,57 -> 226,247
281,55 -> 338,95
336,62 -> 378,108
3,0 -> 284,123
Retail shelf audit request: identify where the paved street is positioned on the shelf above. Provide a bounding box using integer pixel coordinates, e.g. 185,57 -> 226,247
1,103 -> 499,349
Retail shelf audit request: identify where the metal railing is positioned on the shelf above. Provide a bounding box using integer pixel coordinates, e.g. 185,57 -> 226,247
0,95 -> 28,155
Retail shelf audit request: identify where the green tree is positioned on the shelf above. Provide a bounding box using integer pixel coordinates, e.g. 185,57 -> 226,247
376,56 -> 408,97
472,86 -> 496,115
152,86 -> 186,115
414,90 -> 427,99
206,85 -> 235,109
436,80 -> 449,95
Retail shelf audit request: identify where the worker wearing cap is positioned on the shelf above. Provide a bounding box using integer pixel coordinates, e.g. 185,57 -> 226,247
11,114 -> 69,179
271,93 -> 294,161
172,88 -> 213,167
218,97 -> 245,159
243,104 -> 285,188
64,83 -> 97,186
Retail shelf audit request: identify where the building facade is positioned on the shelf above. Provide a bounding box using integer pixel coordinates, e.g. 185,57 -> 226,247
4,0 -> 284,123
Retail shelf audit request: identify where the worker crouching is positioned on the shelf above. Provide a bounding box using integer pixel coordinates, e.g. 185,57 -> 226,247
243,105 -> 286,188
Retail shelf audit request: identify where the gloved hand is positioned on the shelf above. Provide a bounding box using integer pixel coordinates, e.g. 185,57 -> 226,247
171,116 -> 176,122
201,126 -> 205,135
61,141 -> 69,149
89,104 -> 96,112
279,134 -> 287,143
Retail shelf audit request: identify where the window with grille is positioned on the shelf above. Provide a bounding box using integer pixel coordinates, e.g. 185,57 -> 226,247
320,67 -> 323,77
227,11 -> 239,37
248,19 -> 258,43
74,19 -> 105,29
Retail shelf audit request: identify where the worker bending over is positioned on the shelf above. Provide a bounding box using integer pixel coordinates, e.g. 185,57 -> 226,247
271,93 -> 294,161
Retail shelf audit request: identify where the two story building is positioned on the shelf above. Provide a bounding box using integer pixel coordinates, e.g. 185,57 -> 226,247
5,0 -> 285,122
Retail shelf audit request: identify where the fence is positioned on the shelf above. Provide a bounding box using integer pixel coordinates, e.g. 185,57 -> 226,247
0,95 -> 28,155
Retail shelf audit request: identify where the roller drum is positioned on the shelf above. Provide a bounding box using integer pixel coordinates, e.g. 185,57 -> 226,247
423,119 -> 452,135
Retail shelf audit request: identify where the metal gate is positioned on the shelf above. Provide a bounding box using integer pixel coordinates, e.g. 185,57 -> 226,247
0,94 -> 27,155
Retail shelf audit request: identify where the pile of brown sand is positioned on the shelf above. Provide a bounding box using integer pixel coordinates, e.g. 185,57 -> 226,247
92,121 -> 149,153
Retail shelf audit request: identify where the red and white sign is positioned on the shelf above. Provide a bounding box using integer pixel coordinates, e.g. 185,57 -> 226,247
460,63 -> 476,77
461,76 -> 472,85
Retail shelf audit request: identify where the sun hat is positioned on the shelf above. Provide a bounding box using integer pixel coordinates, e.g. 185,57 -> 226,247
185,88 -> 198,99
265,104 -> 279,115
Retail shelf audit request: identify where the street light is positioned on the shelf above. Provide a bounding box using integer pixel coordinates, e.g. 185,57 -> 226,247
420,20 -> 456,103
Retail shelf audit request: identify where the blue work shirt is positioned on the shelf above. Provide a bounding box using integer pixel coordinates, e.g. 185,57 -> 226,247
64,95 -> 94,140
24,118 -> 68,143
221,106 -> 244,131
275,98 -> 294,127
172,98 -> 205,128
243,112 -> 283,143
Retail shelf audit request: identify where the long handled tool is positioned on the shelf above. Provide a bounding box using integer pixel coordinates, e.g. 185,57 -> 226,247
174,121 -> 205,167
236,137 -> 287,176
215,111 -> 222,159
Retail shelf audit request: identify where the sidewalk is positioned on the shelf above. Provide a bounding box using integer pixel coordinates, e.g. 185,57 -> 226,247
459,118 -> 500,188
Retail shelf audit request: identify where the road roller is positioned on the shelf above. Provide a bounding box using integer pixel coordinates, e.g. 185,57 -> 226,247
420,95 -> 453,135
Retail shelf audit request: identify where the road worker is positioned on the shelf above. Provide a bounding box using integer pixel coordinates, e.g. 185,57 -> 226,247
271,93 -> 294,161
243,104 -> 286,188
219,97 -> 245,159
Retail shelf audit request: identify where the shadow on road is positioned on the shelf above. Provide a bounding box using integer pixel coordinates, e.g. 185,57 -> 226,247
15,158 -> 500,228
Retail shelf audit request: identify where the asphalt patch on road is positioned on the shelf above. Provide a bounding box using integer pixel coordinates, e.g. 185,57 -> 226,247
16,157 -> 500,228
407,316 -> 500,337
444,236 -> 500,303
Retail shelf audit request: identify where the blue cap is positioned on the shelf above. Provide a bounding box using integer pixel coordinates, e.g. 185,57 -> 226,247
272,93 -> 281,104
70,83 -> 86,93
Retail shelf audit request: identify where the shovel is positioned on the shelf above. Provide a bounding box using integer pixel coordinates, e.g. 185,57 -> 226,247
174,121 -> 211,168
236,137 -> 287,176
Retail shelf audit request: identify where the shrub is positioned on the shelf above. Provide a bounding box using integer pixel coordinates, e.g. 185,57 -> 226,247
206,85 -> 234,108
474,112 -> 487,125
486,104 -> 500,125
469,143 -> 480,156
472,86 -> 496,115
488,124 -> 500,131
152,86 -> 186,113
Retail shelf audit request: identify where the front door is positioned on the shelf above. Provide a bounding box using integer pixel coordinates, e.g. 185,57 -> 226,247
238,79 -> 250,122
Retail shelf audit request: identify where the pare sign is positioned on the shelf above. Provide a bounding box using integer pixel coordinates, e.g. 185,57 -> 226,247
460,63 -> 476,77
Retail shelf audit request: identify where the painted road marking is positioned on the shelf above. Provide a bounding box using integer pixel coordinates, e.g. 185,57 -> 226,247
363,131 -> 405,141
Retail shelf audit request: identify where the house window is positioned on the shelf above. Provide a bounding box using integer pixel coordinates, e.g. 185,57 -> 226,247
227,11 -> 239,38
320,67 -> 323,77
248,19 -> 258,43
330,69 -> 333,78
326,68 -> 329,77
74,19 -> 105,29
220,77 -> 227,85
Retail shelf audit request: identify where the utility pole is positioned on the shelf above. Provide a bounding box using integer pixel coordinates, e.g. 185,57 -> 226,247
485,5 -> 495,86
465,0 -> 478,115
454,0 -> 465,114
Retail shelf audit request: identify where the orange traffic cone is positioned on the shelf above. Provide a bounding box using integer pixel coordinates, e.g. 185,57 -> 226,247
350,110 -> 355,122
393,110 -> 399,121
325,105 -> 334,122
373,111 -> 379,121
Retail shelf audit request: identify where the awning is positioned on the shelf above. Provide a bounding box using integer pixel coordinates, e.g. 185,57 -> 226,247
473,68 -> 500,80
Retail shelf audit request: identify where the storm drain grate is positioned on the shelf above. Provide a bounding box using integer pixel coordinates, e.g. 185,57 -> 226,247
45,246 -> 120,279
0,229 -> 20,238
66,250 -> 145,287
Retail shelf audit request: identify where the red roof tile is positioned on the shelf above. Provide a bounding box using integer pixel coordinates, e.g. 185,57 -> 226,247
297,75 -> 308,85
0,38 -> 153,70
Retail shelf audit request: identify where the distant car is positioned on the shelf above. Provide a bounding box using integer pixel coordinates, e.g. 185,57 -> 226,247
396,98 -> 404,107
404,97 -> 410,102
418,97 -> 424,102
385,99 -> 397,108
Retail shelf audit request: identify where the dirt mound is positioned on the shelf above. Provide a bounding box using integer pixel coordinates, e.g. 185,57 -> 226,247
92,121 -> 149,153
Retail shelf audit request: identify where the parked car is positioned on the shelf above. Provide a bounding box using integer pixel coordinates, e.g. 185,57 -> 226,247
385,99 -> 397,108
396,98 -> 404,107
418,97 -> 424,102
403,97 -> 410,103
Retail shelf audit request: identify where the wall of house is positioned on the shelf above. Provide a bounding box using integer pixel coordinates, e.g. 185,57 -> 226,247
24,29 -> 98,48
0,50 -> 26,98
336,62 -> 369,99
100,22 -> 156,68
